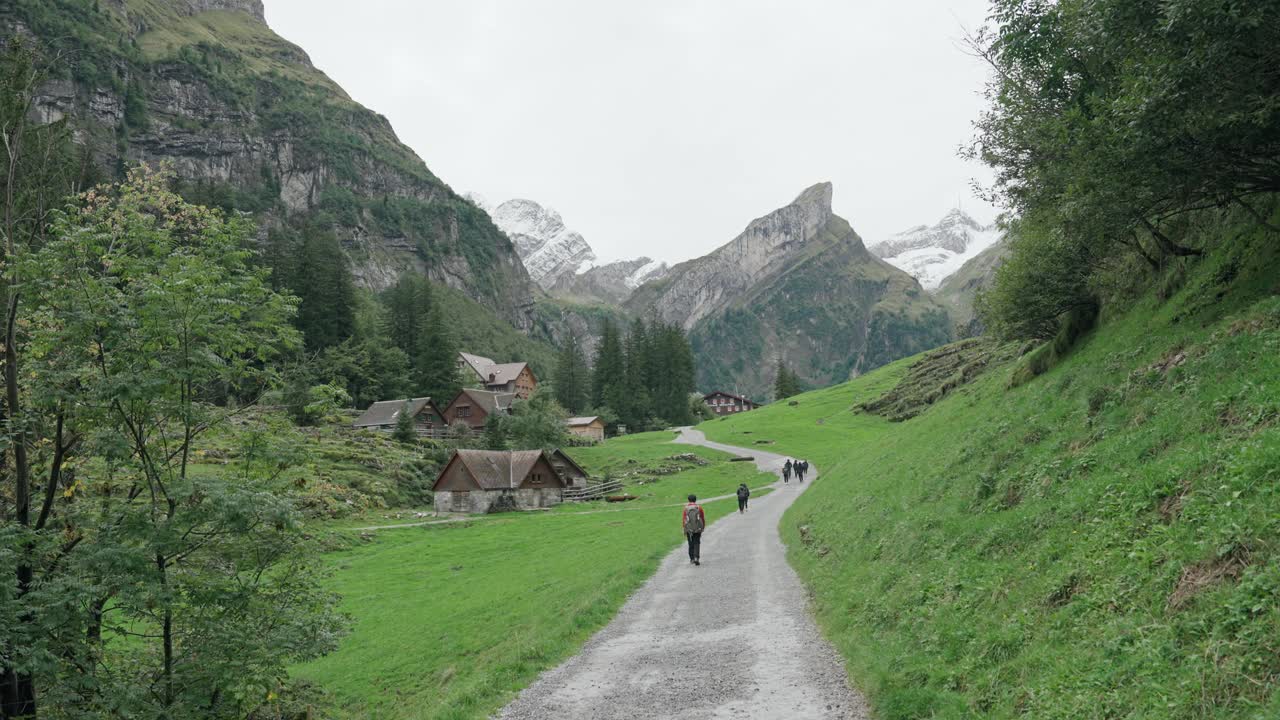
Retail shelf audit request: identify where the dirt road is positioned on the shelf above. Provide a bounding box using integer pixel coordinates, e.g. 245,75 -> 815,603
496,428 -> 869,719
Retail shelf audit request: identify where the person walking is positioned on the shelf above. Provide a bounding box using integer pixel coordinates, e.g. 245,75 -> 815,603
796,460 -> 808,483
736,483 -> 751,513
783,459 -> 793,483
683,494 -> 706,565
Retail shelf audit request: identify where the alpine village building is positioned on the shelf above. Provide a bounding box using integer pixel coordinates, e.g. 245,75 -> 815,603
433,449 -> 590,513
351,397 -> 446,435
703,391 -> 758,416
458,352 -> 538,399
441,388 -> 516,432
565,416 -> 605,442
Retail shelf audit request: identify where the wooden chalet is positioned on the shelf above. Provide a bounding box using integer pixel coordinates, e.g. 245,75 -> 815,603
565,416 -> 605,442
441,388 -> 516,431
352,397 -> 445,434
433,449 -> 581,513
458,351 -> 537,399
703,391 -> 758,416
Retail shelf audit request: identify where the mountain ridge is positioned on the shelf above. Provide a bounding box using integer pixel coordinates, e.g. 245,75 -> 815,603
11,0 -> 537,327
871,208 -> 1003,290
627,183 -> 953,397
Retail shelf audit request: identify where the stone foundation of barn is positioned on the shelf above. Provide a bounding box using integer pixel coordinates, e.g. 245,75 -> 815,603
434,488 -> 564,514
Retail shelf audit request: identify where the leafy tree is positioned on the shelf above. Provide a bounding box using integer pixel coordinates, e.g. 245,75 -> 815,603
392,401 -> 418,444
688,393 -> 715,422
506,387 -> 569,450
554,332 -> 590,414
968,0 -> 1280,338
15,166 -> 344,718
0,38 -> 94,718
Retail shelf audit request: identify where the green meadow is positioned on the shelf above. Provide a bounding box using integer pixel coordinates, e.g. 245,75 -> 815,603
701,237 -> 1280,718
293,431 -> 772,719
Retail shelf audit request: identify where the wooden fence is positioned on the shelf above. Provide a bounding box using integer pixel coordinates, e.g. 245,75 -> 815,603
563,479 -> 624,502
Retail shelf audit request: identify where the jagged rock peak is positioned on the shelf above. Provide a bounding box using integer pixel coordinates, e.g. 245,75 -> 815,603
792,181 -> 834,215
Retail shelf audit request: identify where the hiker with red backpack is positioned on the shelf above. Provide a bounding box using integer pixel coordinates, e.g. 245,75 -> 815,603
682,494 -> 706,565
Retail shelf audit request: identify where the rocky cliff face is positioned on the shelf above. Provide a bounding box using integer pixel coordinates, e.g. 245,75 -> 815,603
627,183 -> 953,398
628,183 -> 836,330
871,209 -> 1003,290
12,0 -> 536,328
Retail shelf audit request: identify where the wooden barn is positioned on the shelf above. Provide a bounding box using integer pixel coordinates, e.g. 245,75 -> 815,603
441,389 -> 516,431
352,397 -> 445,434
548,449 -> 590,489
703,391 -> 758,416
433,449 -> 574,513
458,352 -> 538,399
565,416 -> 606,442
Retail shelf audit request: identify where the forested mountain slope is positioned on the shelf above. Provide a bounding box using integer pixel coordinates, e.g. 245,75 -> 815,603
5,0 -> 536,326
702,211 -> 1280,718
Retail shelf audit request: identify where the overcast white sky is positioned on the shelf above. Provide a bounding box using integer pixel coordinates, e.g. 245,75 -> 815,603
264,0 -> 998,264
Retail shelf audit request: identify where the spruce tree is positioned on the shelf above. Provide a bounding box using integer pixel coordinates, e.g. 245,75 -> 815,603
392,401 -> 418,444
591,319 -> 625,411
293,225 -> 357,351
418,298 -> 460,401
554,333 -> 590,414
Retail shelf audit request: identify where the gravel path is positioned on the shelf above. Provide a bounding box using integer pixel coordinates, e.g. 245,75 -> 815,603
497,428 -> 870,720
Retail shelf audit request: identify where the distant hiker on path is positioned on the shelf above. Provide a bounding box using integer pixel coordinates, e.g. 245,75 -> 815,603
796,460 -> 809,483
783,459 -> 793,483
736,483 -> 751,513
683,494 -> 706,565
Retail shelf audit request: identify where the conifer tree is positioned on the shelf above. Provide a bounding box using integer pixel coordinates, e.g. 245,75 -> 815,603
292,225 -> 357,351
392,401 -> 417,444
590,319 -> 625,411
773,358 -> 802,400
554,332 -> 591,414
418,299 -> 460,401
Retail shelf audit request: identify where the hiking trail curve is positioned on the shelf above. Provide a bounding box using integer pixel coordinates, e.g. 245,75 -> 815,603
496,427 -> 870,719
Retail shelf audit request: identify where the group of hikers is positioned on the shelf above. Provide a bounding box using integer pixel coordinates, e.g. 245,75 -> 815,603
681,457 -> 810,566
782,458 -> 808,483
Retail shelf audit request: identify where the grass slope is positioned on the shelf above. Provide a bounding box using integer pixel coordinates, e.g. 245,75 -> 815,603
701,232 -> 1280,718
293,431 -> 772,719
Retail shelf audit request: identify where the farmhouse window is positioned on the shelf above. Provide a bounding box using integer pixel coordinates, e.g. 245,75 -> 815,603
457,406 -> 471,418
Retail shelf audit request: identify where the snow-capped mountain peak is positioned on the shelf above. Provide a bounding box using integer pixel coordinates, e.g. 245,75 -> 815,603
484,198 -> 597,291
871,209 -> 1002,290
469,193 -> 669,300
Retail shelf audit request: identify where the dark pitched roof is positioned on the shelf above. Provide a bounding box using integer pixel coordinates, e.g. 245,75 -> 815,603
703,391 -> 756,404
565,416 -> 601,426
353,397 -> 440,428
450,388 -> 516,416
434,449 -> 550,491
459,352 -> 496,380
484,361 -> 530,386
548,449 -> 589,479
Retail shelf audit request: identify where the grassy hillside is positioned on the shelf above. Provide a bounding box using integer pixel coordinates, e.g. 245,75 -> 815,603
292,431 -> 772,719
701,228 -> 1280,718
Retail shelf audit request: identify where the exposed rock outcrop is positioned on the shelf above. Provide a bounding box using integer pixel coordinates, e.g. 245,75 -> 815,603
13,0 -> 536,328
627,183 -> 953,398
